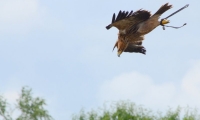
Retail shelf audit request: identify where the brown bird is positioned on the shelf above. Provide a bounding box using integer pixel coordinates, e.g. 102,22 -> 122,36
106,3 -> 172,57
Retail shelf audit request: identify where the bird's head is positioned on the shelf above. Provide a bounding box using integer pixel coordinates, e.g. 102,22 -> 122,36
117,39 -> 128,57
113,39 -> 126,57
117,50 -> 123,57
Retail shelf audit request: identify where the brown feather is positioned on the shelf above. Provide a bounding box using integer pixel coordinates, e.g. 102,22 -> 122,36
124,43 -> 146,54
153,3 -> 172,16
106,10 -> 151,30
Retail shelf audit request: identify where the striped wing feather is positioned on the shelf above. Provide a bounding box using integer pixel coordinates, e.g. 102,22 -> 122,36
124,42 -> 145,53
106,10 -> 151,30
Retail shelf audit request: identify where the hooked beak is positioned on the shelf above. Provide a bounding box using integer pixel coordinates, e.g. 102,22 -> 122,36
117,51 -> 122,57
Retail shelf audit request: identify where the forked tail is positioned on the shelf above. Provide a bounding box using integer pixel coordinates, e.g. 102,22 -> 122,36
153,3 -> 172,16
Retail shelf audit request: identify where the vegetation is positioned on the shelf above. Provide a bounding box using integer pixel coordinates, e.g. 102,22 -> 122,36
0,87 -> 53,120
1,87 -> 200,120
72,101 -> 200,120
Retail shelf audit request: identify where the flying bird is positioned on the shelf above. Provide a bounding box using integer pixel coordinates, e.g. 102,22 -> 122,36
106,3 -> 172,57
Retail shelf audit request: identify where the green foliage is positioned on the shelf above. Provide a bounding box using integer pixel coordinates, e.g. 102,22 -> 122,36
73,101 -> 200,120
159,107 -> 181,120
110,101 -> 154,120
0,96 -> 12,120
183,107 -> 200,120
73,101 -> 155,120
1,87 -> 200,120
0,87 -> 53,120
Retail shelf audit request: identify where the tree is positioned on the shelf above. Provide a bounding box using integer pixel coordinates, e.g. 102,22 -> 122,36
0,87 -> 53,120
72,101 -> 200,120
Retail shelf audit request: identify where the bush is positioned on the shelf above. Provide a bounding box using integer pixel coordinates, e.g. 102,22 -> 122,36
73,101 -> 200,120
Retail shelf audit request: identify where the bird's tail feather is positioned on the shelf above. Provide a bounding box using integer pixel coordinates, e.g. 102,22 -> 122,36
153,3 -> 172,16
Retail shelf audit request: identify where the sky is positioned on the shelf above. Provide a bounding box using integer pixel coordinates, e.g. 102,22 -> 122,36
0,0 -> 200,119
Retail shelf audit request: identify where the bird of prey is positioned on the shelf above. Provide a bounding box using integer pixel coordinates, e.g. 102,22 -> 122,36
106,3 -> 172,57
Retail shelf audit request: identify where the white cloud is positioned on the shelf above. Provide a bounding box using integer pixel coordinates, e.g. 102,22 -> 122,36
98,60 -> 200,111
0,0 -> 63,34
3,91 -> 19,105
1,76 -> 21,105
180,60 -> 200,106
1,89 -> 20,119
0,0 -> 41,23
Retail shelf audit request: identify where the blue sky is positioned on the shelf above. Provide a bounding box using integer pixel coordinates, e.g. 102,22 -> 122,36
0,0 -> 200,119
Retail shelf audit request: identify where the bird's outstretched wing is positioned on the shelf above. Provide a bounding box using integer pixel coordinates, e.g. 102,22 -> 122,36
106,10 -> 151,31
